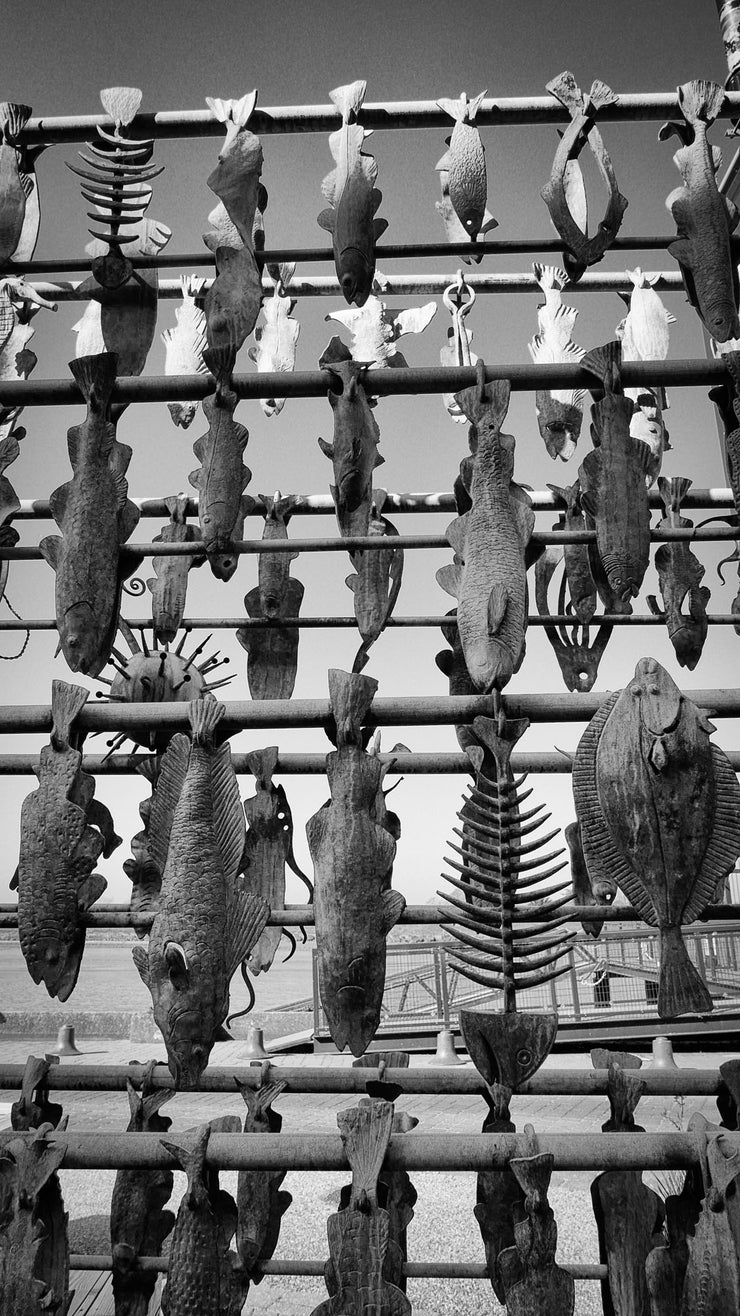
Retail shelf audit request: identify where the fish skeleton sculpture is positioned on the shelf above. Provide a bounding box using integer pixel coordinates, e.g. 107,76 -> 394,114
204,91 -> 264,353
133,696 -> 269,1087
528,263 -> 585,460
573,658 -> 740,1019
318,335 -> 384,538
647,477 -> 710,670
162,275 -> 208,428
318,80 -> 388,307
435,90 -> 497,262
189,346 -> 251,581
248,264 -> 300,417
237,492 -> 305,700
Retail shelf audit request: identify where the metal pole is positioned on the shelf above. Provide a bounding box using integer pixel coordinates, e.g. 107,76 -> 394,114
4,612 -> 740,632
67,1254 -> 607,1281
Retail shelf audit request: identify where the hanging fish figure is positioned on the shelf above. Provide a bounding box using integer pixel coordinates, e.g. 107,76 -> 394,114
13,680 -> 120,1001
661,79 -> 740,343
325,283 -> 436,369
318,336 -> 383,538
0,1126 -> 70,1316
573,657 -> 740,1018
534,539 -> 613,693
249,264 -> 300,417
234,1078 -> 292,1285
132,696 -> 269,1087
162,275 -> 208,428
346,489 -> 404,674
578,341 -> 652,610
616,267 -> 675,485
40,353 -> 141,676
189,346 -> 251,581
435,91 -> 497,262
237,492 -> 305,700
0,103 -> 32,268
528,264 -> 585,460
306,670 -> 405,1056
147,495 -> 205,645
318,80 -> 388,307
437,365 -> 533,691
499,1139 -> 575,1315
111,1071 -> 175,1316
647,477 -> 710,670
435,611 -> 479,758
123,759 -> 162,939
204,91 -> 264,352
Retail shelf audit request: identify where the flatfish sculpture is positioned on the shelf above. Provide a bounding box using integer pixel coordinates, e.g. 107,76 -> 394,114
616,268 -> 674,485
318,336 -> 383,539
249,264 -> 300,416
161,1117 -> 246,1316
147,495 -> 204,645
40,352 -> 141,677
498,1127 -> 575,1316
312,1098 -> 411,1316
0,1125 -> 70,1316
306,669 -> 404,1056
234,1077 -> 292,1286
325,281 -> 436,369
435,91 -> 497,261
110,1067 -> 175,1316
189,346 -> 251,581
528,263 -> 585,460
132,696 -> 269,1087
436,364 -> 533,691
578,341 -> 652,610
0,102 -> 32,267
237,492 -> 304,700
345,488 -> 403,674
541,72 -> 628,278
162,275 -> 208,428
573,657 -> 740,1018
318,80 -> 388,306
661,79 -> 740,344
204,91 -> 263,352
13,680 -> 120,1001
647,477 -> 710,670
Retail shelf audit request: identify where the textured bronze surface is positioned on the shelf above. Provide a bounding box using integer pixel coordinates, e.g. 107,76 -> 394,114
434,92 -> 497,262
189,348 -> 251,581
203,93 -> 263,353
235,1078 -> 292,1284
111,1067 -> 175,1316
237,494 -> 304,699
318,336 -> 383,539
346,489 -> 403,673
147,495 -> 205,645
647,477 -> 710,670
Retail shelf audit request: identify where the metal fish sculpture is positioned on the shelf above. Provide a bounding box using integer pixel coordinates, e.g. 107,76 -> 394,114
660,79 -> 740,343
578,341 -> 652,610
440,273 -> 478,421
162,275 -> 208,428
0,1125 -> 70,1316
132,696 -> 269,1087
318,336 -> 383,538
325,285 -> 436,370
13,680 -> 120,1001
475,1082 -> 525,1305
541,72 -> 628,279
10,1056 -> 63,1133
0,103 -> 32,268
498,1131 -> 575,1316
534,540 -> 613,693
567,819 -> 616,938
528,263 -> 585,460
436,366 -> 533,691
616,267 -> 675,485
0,276 -> 56,399
189,346 -> 251,581
237,492 -> 304,700
346,489 -> 403,674
435,91 -> 497,262
234,1078 -> 292,1285
40,353 -> 141,676
240,746 -> 313,976
573,657 -> 740,1018
306,669 -> 404,1056
546,481 -> 596,624
647,477 -> 710,670
147,495 -> 205,645
249,264 -> 300,417
204,91 -> 263,353
110,1069 -> 175,1316
161,1118 -> 246,1316
434,611 -> 479,759
318,80 -> 388,307
123,759 -> 162,940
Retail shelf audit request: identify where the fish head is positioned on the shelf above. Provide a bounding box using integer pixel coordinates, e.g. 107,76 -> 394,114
536,397 -> 582,462
61,603 -> 103,674
704,299 -> 739,343
163,1007 -> 213,1090
337,248 -> 374,307
630,657 -> 682,736
167,400 -> 198,429
201,507 -> 238,579
33,931 -> 80,1000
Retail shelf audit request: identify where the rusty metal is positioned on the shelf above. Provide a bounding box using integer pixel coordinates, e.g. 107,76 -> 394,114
67,1254 -> 608,1280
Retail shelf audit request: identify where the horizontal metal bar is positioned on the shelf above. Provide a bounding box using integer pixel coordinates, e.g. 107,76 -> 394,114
0,1128 -> 720,1170
68,1254 -> 607,1281
21,92 -> 740,144
0,1062 -> 724,1099
0,359 -> 726,408
3,613 -> 740,633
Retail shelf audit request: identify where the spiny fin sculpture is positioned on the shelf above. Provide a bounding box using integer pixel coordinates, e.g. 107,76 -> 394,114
40,353 -> 141,676
438,712 -> 573,1088
162,275 -> 208,429
318,335 -> 383,539
132,695 -> 269,1087
534,527 -> 613,694
146,494 -> 205,645
436,361 -> 533,691
237,492 -> 305,700
573,657 -> 740,1019
10,1055 -> 64,1133
13,680 -> 120,1001
647,476 -> 710,670
346,488 -> 404,674
306,669 -> 404,1056
498,1126 -> 576,1315
234,1075 -> 292,1286
189,346 -> 251,581
528,263 -> 585,459
0,1123 -> 71,1316
541,72 -> 628,280
311,1098 -> 411,1316
325,281 -> 436,369
318,80 -> 388,307
0,102 -> 33,268
660,79 -> 740,343
248,264 -> 300,416
203,91 -> 264,352
474,1080 -> 525,1304
435,91 -> 497,262
110,1064 -> 175,1316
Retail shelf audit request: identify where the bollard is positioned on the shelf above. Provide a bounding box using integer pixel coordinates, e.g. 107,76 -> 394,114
433,1028 -> 464,1066
242,1024 -> 271,1061
650,1036 -> 678,1069
52,1024 -> 81,1056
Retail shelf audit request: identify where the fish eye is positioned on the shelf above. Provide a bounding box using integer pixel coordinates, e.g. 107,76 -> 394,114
648,684 -> 660,695
630,684 -> 641,697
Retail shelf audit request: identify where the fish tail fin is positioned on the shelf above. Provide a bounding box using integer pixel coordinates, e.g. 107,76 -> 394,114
230,91 -> 259,128
161,1123 -> 211,1192
546,71 -> 584,114
678,79 -> 725,127
99,87 -> 143,126
533,263 -> 568,291
466,89 -> 488,122
50,680 -> 89,749
580,341 -> 621,392
69,352 -> 118,412
586,79 -> 618,114
235,1078 -> 286,1124
659,474 -> 692,516
437,93 -> 468,123
203,344 -> 236,384
188,692 -> 225,747
658,925 -> 713,1018
0,102 -> 32,142
182,274 -> 207,300
329,80 -> 367,122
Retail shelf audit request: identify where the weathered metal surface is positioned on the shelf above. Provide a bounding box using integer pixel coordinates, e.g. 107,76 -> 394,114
573,658 -> 740,1018
434,610 -> 479,757
13,680 -> 119,1000
306,670 -> 403,1055
10,1056 -> 63,1133
132,696 -> 269,1087
474,1081 -> 524,1302
317,81 -> 388,307
647,477 -> 710,669
435,92 -> 497,262
249,265 -> 300,416
189,348 -> 251,581
535,508 -> 613,693
73,216 -> 172,377
237,494 -> 304,700
106,625 -> 209,753
567,818 -> 616,937
349,1055 -> 416,1288
234,1078 -> 291,1285
0,104 -> 32,267
616,267 -> 674,485
326,281 -> 436,369
0,1125 -> 70,1316
0,276 -> 56,464
123,759 -> 162,941
440,275 -> 478,420
203,92 -> 263,353
528,264 -> 585,459
498,1129 -> 575,1314
346,489 -> 403,673
661,79 -> 740,342
161,275 -> 208,428
318,336 -> 383,538
147,496 -> 204,644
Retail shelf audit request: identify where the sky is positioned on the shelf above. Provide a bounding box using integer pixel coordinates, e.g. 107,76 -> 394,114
0,0 -> 737,941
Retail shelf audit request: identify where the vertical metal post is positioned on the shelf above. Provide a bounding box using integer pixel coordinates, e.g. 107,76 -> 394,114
568,948 -> 582,1022
436,946 -> 452,1030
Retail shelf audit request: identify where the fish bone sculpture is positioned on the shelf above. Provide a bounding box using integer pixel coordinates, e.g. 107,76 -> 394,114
318,80 -> 388,306
204,91 -> 264,353
318,336 -> 383,539
306,669 -> 405,1056
573,658 -> 740,1018
189,346 -> 251,581
435,90 -> 497,262
237,493 -> 304,699
132,696 -> 269,1087
249,264 -> 300,416
528,263 -> 585,460
14,680 -> 120,1001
